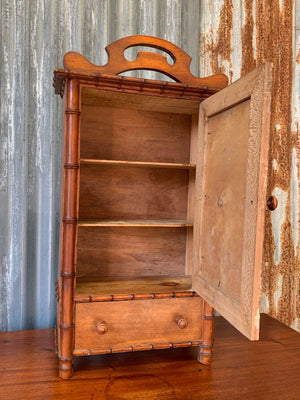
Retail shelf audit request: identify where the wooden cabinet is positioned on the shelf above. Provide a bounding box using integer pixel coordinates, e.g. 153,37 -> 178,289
53,35 -> 272,379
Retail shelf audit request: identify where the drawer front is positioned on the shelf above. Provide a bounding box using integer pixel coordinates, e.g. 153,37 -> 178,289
74,297 -> 203,353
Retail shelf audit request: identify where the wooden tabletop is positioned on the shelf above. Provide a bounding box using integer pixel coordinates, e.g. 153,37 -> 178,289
0,314 -> 299,400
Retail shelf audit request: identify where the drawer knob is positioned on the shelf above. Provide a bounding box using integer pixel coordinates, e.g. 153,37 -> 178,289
176,316 -> 188,329
96,321 -> 108,335
267,195 -> 278,211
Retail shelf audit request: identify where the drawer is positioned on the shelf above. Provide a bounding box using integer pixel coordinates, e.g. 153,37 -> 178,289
74,297 -> 203,354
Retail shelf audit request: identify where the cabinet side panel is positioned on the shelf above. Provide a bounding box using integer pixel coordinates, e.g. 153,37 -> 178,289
185,113 -> 199,275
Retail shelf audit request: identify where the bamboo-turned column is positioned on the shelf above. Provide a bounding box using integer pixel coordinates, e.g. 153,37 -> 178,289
198,300 -> 214,365
58,78 -> 80,379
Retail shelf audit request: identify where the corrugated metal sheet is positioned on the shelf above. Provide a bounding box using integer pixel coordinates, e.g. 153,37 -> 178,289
200,0 -> 300,333
2,0 -> 299,334
0,0 -> 201,331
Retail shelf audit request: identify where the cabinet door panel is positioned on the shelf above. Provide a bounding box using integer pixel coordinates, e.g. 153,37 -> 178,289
192,64 -> 272,340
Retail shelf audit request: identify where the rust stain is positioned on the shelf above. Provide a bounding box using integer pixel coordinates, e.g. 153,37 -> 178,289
205,0 -> 298,331
290,128 -> 300,331
296,46 -> 300,64
254,0 -> 293,191
256,0 -> 298,328
206,0 -> 233,82
241,0 -> 256,76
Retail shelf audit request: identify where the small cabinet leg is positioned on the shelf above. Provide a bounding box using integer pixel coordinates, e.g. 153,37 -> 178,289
59,358 -> 73,379
197,300 -> 214,365
58,324 -> 75,379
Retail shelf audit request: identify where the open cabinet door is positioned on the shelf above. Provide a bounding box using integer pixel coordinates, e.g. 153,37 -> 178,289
192,64 -> 273,340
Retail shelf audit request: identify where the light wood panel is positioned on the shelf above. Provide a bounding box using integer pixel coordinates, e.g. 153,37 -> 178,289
81,86 -> 202,114
76,227 -> 187,278
79,164 -> 189,220
80,104 -> 192,162
192,64 -> 273,340
198,99 -> 251,301
185,114 -> 199,275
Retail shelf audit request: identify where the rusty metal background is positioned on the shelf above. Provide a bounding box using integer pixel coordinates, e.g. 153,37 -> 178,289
200,0 -> 299,333
1,0 -> 299,333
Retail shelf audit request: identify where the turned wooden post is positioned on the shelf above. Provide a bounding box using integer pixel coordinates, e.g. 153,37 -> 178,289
58,78 -> 80,379
198,300 -> 214,365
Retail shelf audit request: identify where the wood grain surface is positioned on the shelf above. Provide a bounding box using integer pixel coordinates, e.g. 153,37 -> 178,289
81,86 -> 201,113
1,315 -> 299,399
79,164 -> 190,220
80,103 -> 192,163
192,64 -> 273,341
76,227 -> 188,278
75,275 -> 193,298
198,99 -> 251,302
63,35 -> 228,89
74,297 -> 203,352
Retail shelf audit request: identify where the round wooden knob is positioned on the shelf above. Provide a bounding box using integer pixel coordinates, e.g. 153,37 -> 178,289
96,321 -> 108,335
176,317 -> 188,329
267,196 -> 278,211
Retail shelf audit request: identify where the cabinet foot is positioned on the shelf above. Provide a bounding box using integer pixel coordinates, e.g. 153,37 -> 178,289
59,359 -> 73,379
198,300 -> 214,365
197,344 -> 212,365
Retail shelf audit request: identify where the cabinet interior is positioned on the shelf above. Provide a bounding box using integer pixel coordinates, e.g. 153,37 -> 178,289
75,86 -> 201,299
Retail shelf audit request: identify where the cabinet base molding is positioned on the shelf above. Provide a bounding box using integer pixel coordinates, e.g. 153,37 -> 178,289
75,291 -> 198,303
73,340 -> 202,357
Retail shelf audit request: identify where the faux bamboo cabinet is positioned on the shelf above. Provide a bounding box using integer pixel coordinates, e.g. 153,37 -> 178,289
53,36 -> 272,379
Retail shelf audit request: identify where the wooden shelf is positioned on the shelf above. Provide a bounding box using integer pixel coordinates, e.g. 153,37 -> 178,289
78,219 -> 193,227
80,158 -> 196,170
75,275 -> 195,302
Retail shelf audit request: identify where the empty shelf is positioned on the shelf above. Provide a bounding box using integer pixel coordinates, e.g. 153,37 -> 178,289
78,219 -> 194,227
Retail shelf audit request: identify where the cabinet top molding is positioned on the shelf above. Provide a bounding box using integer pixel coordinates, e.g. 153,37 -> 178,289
53,35 -> 228,98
